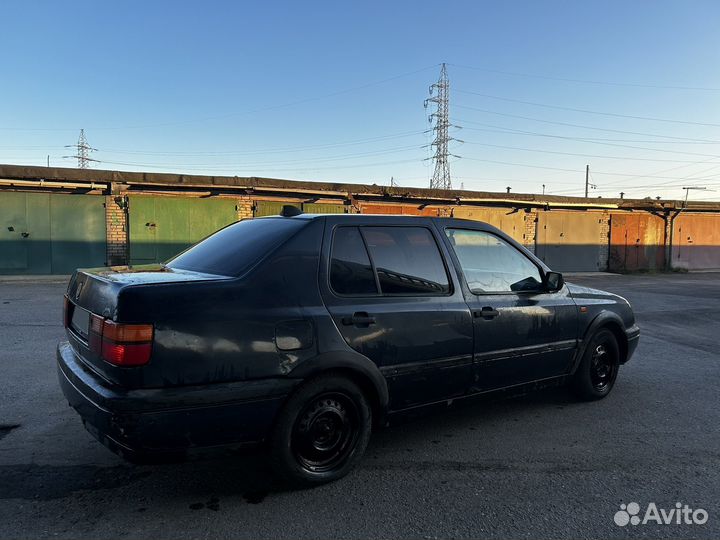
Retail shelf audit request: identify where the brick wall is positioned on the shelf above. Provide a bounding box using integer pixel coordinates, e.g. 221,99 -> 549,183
598,212 -> 611,271
105,196 -> 127,266
236,196 -> 254,219
523,210 -> 538,253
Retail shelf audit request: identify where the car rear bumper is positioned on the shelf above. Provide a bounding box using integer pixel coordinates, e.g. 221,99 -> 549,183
57,341 -> 299,459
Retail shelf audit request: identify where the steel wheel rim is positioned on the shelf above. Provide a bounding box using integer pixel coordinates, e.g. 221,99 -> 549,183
590,342 -> 617,391
291,392 -> 360,473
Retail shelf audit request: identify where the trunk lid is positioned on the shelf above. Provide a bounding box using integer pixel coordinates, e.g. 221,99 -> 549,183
64,265 -> 231,385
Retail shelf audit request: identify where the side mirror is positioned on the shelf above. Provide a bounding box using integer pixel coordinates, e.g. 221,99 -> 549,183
545,271 -> 564,292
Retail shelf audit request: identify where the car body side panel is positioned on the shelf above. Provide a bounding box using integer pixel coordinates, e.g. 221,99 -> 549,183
317,216 -> 475,409
432,220 -> 580,390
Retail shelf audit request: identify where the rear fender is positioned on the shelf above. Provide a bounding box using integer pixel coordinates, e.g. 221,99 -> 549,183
287,350 -> 389,424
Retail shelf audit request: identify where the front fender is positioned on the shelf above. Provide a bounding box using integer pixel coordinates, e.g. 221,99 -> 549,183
570,310 -> 631,374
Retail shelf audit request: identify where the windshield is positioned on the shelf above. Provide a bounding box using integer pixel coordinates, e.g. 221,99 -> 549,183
166,218 -> 307,277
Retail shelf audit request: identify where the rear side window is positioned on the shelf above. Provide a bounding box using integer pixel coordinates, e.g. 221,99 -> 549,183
167,218 -> 307,276
330,227 -> 379,295
362,227 -> 450,295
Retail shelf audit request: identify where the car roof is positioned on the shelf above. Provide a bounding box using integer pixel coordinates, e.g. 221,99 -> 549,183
284,212 -> 499,228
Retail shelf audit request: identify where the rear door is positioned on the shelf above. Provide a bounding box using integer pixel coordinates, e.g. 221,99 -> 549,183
319,217 -> 474,410
441,226 -> 578,391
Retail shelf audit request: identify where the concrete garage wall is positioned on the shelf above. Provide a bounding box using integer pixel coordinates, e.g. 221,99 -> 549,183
672,213 -> 720,271
2,163 -> 720,274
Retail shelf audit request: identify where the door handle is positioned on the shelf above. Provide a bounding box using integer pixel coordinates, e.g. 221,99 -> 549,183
473,306 -> 500,319
341,312 -> 376,327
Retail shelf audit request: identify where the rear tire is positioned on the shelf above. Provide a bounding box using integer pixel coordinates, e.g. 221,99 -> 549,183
270,375 -> 372,486
571,328 -> 620,401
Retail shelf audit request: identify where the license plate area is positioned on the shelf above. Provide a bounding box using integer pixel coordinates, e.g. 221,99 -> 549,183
70,304 -> 91,342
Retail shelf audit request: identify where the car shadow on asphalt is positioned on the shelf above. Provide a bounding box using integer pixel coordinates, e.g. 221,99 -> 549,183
0,385 -> 576,504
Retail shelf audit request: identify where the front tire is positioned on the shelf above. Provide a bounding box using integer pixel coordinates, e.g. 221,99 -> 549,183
270,375 -> 372,486
571,328 -> 620,401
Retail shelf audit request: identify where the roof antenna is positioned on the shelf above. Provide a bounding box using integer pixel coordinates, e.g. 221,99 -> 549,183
280,205 -> 303,217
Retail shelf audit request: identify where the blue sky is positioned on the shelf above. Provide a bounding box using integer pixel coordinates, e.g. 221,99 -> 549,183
2,0 -> 720,200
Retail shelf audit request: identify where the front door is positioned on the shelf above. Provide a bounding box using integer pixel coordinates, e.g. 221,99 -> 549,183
319,220 -> 474,410
441,227 -> 578,391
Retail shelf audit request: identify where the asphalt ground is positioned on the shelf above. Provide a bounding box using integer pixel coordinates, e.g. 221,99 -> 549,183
0,273 -> 718,539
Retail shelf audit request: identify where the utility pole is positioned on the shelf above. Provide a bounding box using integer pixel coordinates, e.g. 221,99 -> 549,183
682,186 -> 708,207
63,129 -> 98,168
425,63 -> 458,190
584,164 -> 590,198
583,164 -> 597,197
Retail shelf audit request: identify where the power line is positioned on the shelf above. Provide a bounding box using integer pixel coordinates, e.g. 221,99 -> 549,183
460,156 -> 719,180
456,89 -> 720,128
454,104 -> 720,143
453,119 -> 720,145
0,65 -> 440,132
94,144 -> 423,169
94,130 -> 428,157
597,161 -> 720,189
449,63 -> 720,92
96,157 -> 423,173
461,140 -> 720,163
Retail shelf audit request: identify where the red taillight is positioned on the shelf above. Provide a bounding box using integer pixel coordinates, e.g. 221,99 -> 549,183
88,316 -> 154,367
100,341 -> 153,367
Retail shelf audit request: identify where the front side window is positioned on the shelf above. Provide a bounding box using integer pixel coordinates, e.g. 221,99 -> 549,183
445,229 -> 543,293
362,227 -> 450,295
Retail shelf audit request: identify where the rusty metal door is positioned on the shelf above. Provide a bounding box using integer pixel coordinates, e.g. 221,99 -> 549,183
536,211 -> 606,272
673,214 -> 720,270
609,213 -> 665,272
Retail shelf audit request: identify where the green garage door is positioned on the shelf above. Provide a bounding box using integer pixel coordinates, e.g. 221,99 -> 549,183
0,192 -> 106,274
128,196 -> 238,264
254,200 -> 301,217
302,203 -> 346,214
254,200 -> 346,217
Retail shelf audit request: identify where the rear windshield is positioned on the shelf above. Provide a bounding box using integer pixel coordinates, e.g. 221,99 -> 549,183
166,218 -> 307,277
